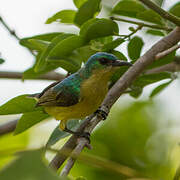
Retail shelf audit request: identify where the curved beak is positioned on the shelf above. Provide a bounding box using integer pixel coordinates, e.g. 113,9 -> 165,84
112,60 -> 132,67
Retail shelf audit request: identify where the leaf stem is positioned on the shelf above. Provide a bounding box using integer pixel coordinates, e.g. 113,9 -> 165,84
110,17 -> 172,31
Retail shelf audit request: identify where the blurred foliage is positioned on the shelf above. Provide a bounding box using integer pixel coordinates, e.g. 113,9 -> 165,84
71,101 -> 175,179
0,0 -> 180,179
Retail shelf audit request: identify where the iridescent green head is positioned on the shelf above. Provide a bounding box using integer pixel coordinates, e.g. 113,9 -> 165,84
84,52 -> 132,74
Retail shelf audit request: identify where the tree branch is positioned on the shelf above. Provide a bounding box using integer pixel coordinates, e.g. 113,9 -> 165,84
50,27 -> 180,176
155,44 -> 180,60
138,0 -> 180,26
0,71 -> 65,81
110,17 -> 172,31
0,119 -> 18,135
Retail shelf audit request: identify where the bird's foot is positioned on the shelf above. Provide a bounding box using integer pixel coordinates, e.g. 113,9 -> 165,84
64,127 -> 91,146
95,106 -> 109,120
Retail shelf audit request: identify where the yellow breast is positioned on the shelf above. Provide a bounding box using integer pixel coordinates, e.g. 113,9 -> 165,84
45,68 -> 113,123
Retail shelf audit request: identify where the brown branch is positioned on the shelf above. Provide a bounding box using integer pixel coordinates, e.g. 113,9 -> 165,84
49,27 -> 180,176
138,0 -> 180,26
155,44 -> 180,60
111,17 -> 172,31
0,119 -> 18,135
0,71 -> 65,81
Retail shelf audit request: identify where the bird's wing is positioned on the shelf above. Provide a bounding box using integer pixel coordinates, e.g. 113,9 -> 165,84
36,79 -> 81,107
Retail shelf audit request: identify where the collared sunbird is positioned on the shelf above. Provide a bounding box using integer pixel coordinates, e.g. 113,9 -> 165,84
31,52 -> 132,136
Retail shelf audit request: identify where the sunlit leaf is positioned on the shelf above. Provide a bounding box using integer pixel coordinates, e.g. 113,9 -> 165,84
128,36 -> 144,61
112,0 -> 146,18
80,18 -> 119,42
14,111 -> 50,135
0,95 -> 42,115
74,0 -> 101,26
46,10 -> 76,24
150,80 -> 172,98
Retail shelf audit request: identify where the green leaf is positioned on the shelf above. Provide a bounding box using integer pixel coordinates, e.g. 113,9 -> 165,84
133,72 -> 171,87
102,38 -> 125,52
148,51 -> 175,69
129,72 -> 171,98
169,2 -> 180,17
46,119 -> 80,147
27,39 -> 49,51
136,9 -> 164,25
20,32 -> 61,49
0,58 -> 5,64
150,80 -> 172,98
90,36 -> 113,51
146,29 -> 165,36
0,150 -> 62,180
111,50 -> 127,60
0,95 -> 42,115
74,0 -> 101,26
47,35 -> 84,59
34,33 -> 74,72
128,36 -> 144,61
46,10 -> 76,24
129,86 -> 143,98
68,45 -> 97,63
73,0 -> 88,9
112,0 -> 146,18
46,58 -> 80,73
14,111 -> 50,135
80,18 -> 119,42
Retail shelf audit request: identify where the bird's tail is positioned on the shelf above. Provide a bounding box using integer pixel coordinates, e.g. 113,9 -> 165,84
27,93 -> 40,101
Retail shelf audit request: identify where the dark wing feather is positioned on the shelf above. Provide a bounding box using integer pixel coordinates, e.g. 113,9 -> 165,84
36,79 -> 80,107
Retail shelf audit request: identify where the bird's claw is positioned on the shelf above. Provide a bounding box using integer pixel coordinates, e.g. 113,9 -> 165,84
95,108 -> 108,120
76,132 -> 91,144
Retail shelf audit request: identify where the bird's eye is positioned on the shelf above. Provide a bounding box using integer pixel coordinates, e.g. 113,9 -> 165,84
99,58 -> 108,64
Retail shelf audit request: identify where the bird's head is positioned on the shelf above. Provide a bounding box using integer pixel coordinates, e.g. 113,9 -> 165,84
83,52 -> 132,77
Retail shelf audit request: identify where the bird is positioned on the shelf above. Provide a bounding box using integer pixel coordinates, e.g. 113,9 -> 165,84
31,52 -> 132,137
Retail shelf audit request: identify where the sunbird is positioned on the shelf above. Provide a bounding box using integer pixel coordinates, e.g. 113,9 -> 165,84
32,52 -> 131,137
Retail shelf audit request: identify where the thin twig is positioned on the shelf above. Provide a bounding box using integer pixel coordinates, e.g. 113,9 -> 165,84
0,71 -> 65,81
155,44 -> 180,60
111,17 -> 172,31
0,16 -> 20,40
54,27 -> 180,176
138,0 -> 180,26
0,16 -> 35,56
0,119 -> 18,135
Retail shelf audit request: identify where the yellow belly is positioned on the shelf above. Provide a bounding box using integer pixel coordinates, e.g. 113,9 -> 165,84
45,68 -> 113,129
